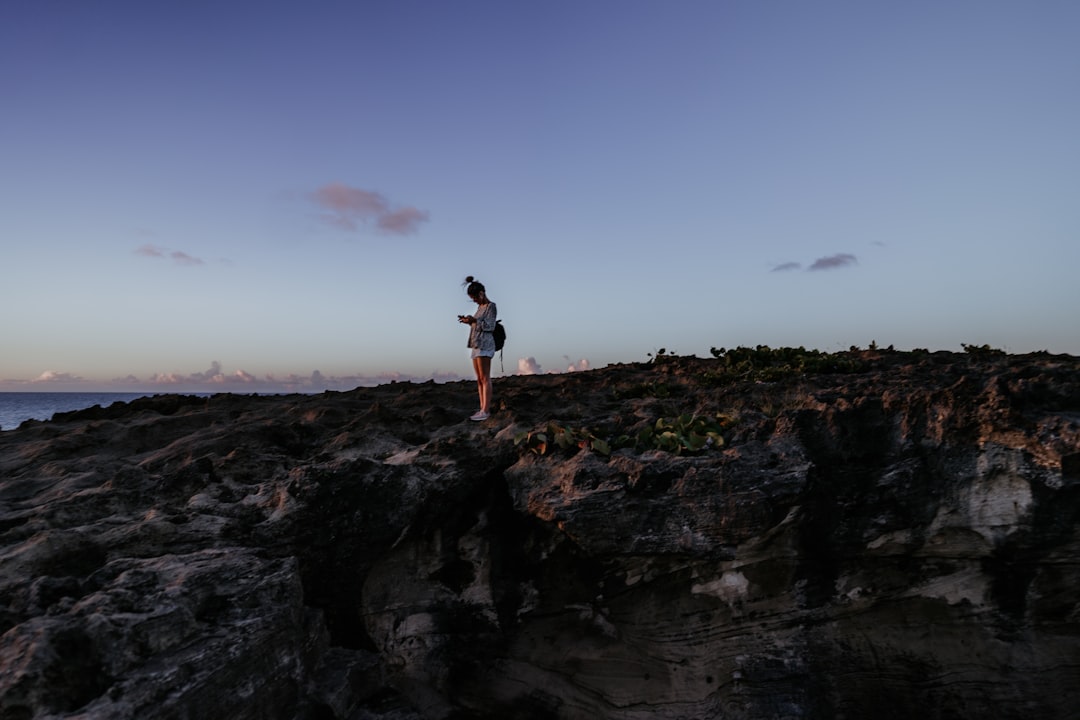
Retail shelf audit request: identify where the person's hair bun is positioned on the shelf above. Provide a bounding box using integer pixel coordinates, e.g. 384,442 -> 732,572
465,275 -> 475,283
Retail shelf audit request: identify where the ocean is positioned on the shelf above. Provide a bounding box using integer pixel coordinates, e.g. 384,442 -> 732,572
0,392 -> 159,431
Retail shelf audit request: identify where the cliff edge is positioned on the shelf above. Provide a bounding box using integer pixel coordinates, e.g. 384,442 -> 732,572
2,349 -> 1079,719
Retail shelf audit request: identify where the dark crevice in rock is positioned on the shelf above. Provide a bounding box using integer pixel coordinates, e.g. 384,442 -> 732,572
987,479 -> 1080,627
43,626 -> 114,713
983,542 -> 1037,623
290,463 -> 401,651
39,540 -> 108,579
1062,452 -> 1080,480
795,464 -> 843,608
485,474 -> 567,634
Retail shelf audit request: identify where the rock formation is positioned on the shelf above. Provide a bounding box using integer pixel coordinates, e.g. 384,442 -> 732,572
1,349 -> 1078,719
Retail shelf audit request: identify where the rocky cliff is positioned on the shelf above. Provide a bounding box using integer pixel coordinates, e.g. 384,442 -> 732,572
1,349 -> 1078,720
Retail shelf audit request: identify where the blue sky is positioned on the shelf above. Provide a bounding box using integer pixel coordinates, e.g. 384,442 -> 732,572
3,1 -> 1078,392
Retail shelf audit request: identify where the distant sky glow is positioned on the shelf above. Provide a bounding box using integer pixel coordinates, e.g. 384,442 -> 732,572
2,1 -> 1078,392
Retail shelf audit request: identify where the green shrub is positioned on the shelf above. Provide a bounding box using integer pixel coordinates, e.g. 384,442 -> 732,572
514,423 -> 611,456
617,414 -> 729,455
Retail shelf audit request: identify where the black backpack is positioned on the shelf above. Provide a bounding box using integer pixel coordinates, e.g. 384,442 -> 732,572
493,321 -> 506,371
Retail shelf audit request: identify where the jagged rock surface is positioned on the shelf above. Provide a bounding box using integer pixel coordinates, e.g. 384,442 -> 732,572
1,351 -> 1078,719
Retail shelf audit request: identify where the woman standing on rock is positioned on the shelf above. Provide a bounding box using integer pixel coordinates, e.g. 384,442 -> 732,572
459,276 -> 497,421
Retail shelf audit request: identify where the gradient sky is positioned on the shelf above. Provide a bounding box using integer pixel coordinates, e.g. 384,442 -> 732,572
3,1 -> 1078,392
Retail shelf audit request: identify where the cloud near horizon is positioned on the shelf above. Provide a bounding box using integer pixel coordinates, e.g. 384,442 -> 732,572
5,358 -> 597,393
2,362 -> 470,393
310,182 -> 429,236
771,261 -> 802,272
517,357 -> 542,375
32,370 -> 83,383
516,357 -> 591,375
564,357 -> 590,373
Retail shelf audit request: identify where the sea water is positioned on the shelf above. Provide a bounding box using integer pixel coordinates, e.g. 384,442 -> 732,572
0,392 -> 153,431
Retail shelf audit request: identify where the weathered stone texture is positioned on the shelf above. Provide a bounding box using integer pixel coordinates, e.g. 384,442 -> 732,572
1,351 -> 1078,719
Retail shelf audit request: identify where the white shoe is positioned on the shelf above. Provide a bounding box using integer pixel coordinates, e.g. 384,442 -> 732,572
469,411 -> 490,421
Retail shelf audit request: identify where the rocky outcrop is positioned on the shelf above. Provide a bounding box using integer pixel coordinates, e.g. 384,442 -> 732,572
1,350 -> 1078,719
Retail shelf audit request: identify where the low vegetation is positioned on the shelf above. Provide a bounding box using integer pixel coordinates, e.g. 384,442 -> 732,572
516,343 -> 1013,459
514,414 -> 733,458
961,342 -> 1007,357
706,345 -> 875,381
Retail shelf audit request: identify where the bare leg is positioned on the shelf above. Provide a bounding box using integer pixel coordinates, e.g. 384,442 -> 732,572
473,356 -> 493,414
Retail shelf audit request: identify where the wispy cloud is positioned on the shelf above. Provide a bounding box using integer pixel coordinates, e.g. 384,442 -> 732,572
135,244 -> 206,266
312,184 -> 386,223
170,251 -> 204,266
135,244 -> 166,258
310,182 -> 429,236
808,253 -> 858,271
377,206 -> 430,234
770,253 -> 860,274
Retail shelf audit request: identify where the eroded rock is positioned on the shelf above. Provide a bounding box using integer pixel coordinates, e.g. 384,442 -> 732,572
1,351 -> 1078,719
